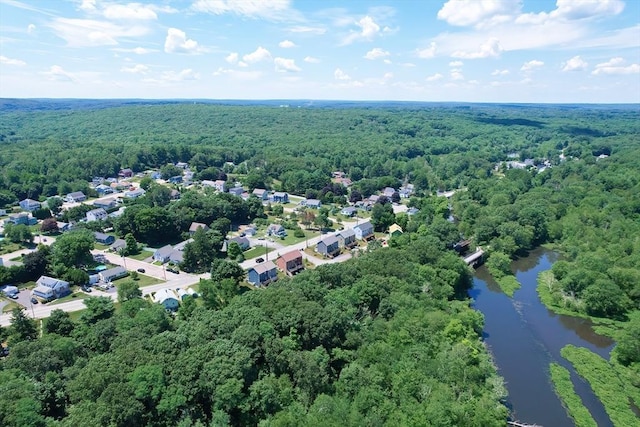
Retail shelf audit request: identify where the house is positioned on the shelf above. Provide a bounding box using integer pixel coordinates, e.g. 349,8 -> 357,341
168,175 -> 183,184
340,206 -> 357,217
119,168 -> 133,178
175,161 -> 188,169
33,276 -> 70,301
368,195 -> 380,204
56,221 -> 72,232
252,188 -> 269,201
276,250 -> 304,276
153,245 -> 174,263
354,221 -> 374,240
149,171 -> 162,180
86,208 -> 108,222
189,222 -> 209,235
98,266 -> 128,283
382,187 -> 396,198
272,192 -> 289,203
407,207 -> 419,216
247,261 -> 278,287
388,224 -> 403,238
110,239 -> 126,252
170,189 -> 181,200
399,184 -> 414,198
153,289 -> 179,311
93,198 -> 118,210
94,232 -> 115,245
176,288 -> 189,300
212,180 -> 227,192
228,186 -> 244,196
224,236 -> 250,251
0,209 -> 6,216
95,184 -> 114,195
19,198 -> 41,212
65,191 -> 87,203
124,188 -> 146,198
5,212 -> 36,226
3,285 -> 18,297
267,224 -> 287,237
305,199 -> 322,209
317,235 -> 340,257
243,226 -> 257,237
336,228 -> 357,248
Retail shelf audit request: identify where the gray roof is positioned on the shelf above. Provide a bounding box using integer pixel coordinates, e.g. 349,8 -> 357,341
100,266 -> 126,278
88,208 -> 107,215
68,191 -> 86,198
155,245 -> 174,258
306,199 -> 321,206
94,231 -> 111,241
37,276 -> 69,289
110,239 -> 126,250
355,221 -> 373,232
251,261 -> 277,275
337,228 -> 355,239
320,235 -> 339,247
273,191 -> 288,198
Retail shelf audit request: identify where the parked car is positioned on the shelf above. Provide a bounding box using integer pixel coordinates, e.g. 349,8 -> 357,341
137,268 -> 146,273
30,297 -> 38,304
10,294 -> 19,300
167,267 -> 179,274
82,286 -> 92,293
256,257 -> 264,263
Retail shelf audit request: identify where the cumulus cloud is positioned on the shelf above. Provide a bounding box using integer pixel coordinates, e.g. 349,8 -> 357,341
42,65 -> 75,82
342,15 -> 381,45
213,67 -> 262,80
416,42 -> 437,59
243,46 -> 272,64
521,59 -> 544,72
279,40 -> 296,48
592,57 -> 640,75
426,73 -> 443,82
449,61 -> 463,67
121,64 -> 149,74
192,0 -> 299,21
152,69 -> 200,82
0,55 -> 26,66
364,48 -> 390,60
452,37 -> 503,59
437,0 -> 521,28
561,55 -> 588,71
274,57 -> 301,72
225,52 -> 238,64
518,0 -> 625,24
164,28 -> 202,54
304,56 -> 320,63
102,3 -> 158,20
491,69 -> 510,76
450,68 -> 464,81
288,25 -> 326,35
27,23 -> 36,34
334,68 -> 351,80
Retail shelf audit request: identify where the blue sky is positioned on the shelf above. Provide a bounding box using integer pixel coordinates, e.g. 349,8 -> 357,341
0,0 -> 638,102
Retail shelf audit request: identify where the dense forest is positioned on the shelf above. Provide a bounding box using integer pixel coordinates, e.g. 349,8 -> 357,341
1,100 -> 639,426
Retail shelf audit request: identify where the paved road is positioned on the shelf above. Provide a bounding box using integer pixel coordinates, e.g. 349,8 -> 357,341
0,217 -> 366,326
0,234 -> 56,266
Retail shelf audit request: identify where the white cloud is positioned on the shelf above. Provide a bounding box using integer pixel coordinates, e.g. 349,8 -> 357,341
48,17 -> 149,47
383,72 -> 393,79
450,68 -> 464,81
42,65 -> 75,82
112,47 -> 156,54
452,37 -> 503,59
383,59 -> 392,64
160,69 -> 200,82
592,57 -> 640,75
102,3 -> 158,20
521,60 -> 544,72
491,69 -> 509,76
401,62 -> 416,67
364,48 -> 389,60
437,0 -> 521,28
274,57 -> 301,72
279,40 -> 296,48
164,28 -> 202,54
342,15 -> 381,45
304,56 -> 320,63
121,64 -> 149,74
224,52 -> 238,64
517,0 -> 624,25
334,68 -> 351,80
561,56 -> 588,72
243,46 -> 272,64
287,25 -> 326,35
192,0 -> 299,21
426,73 -> 443,82
27,23 -> 36,34
0,55 -> 26,66
416,42 -> 437,59
449,61 -> 463,67
79,0 -> 97,13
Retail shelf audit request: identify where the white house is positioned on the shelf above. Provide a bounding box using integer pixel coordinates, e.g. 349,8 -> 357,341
33,276 -> 70,301
98,266 -> 128,283
354,221 -> 374,240
153,289 -> 179,311
65,191 -> 87,203
124,188 -> 146,198
86,208 -> 108,222
19,198 -> 41,212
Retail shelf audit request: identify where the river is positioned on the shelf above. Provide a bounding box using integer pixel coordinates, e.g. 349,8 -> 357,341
469,247 -> 615,427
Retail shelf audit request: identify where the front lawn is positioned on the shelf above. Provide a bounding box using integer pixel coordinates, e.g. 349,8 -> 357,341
128,250 -> 154,261
276,230 -> 320,246
2,300 -> 21,313
47,292 -> 88,306
115,273 -> 162,288
244,245 -> 276,260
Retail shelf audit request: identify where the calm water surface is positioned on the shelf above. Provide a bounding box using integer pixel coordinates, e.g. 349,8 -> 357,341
470,248 -> 615,427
